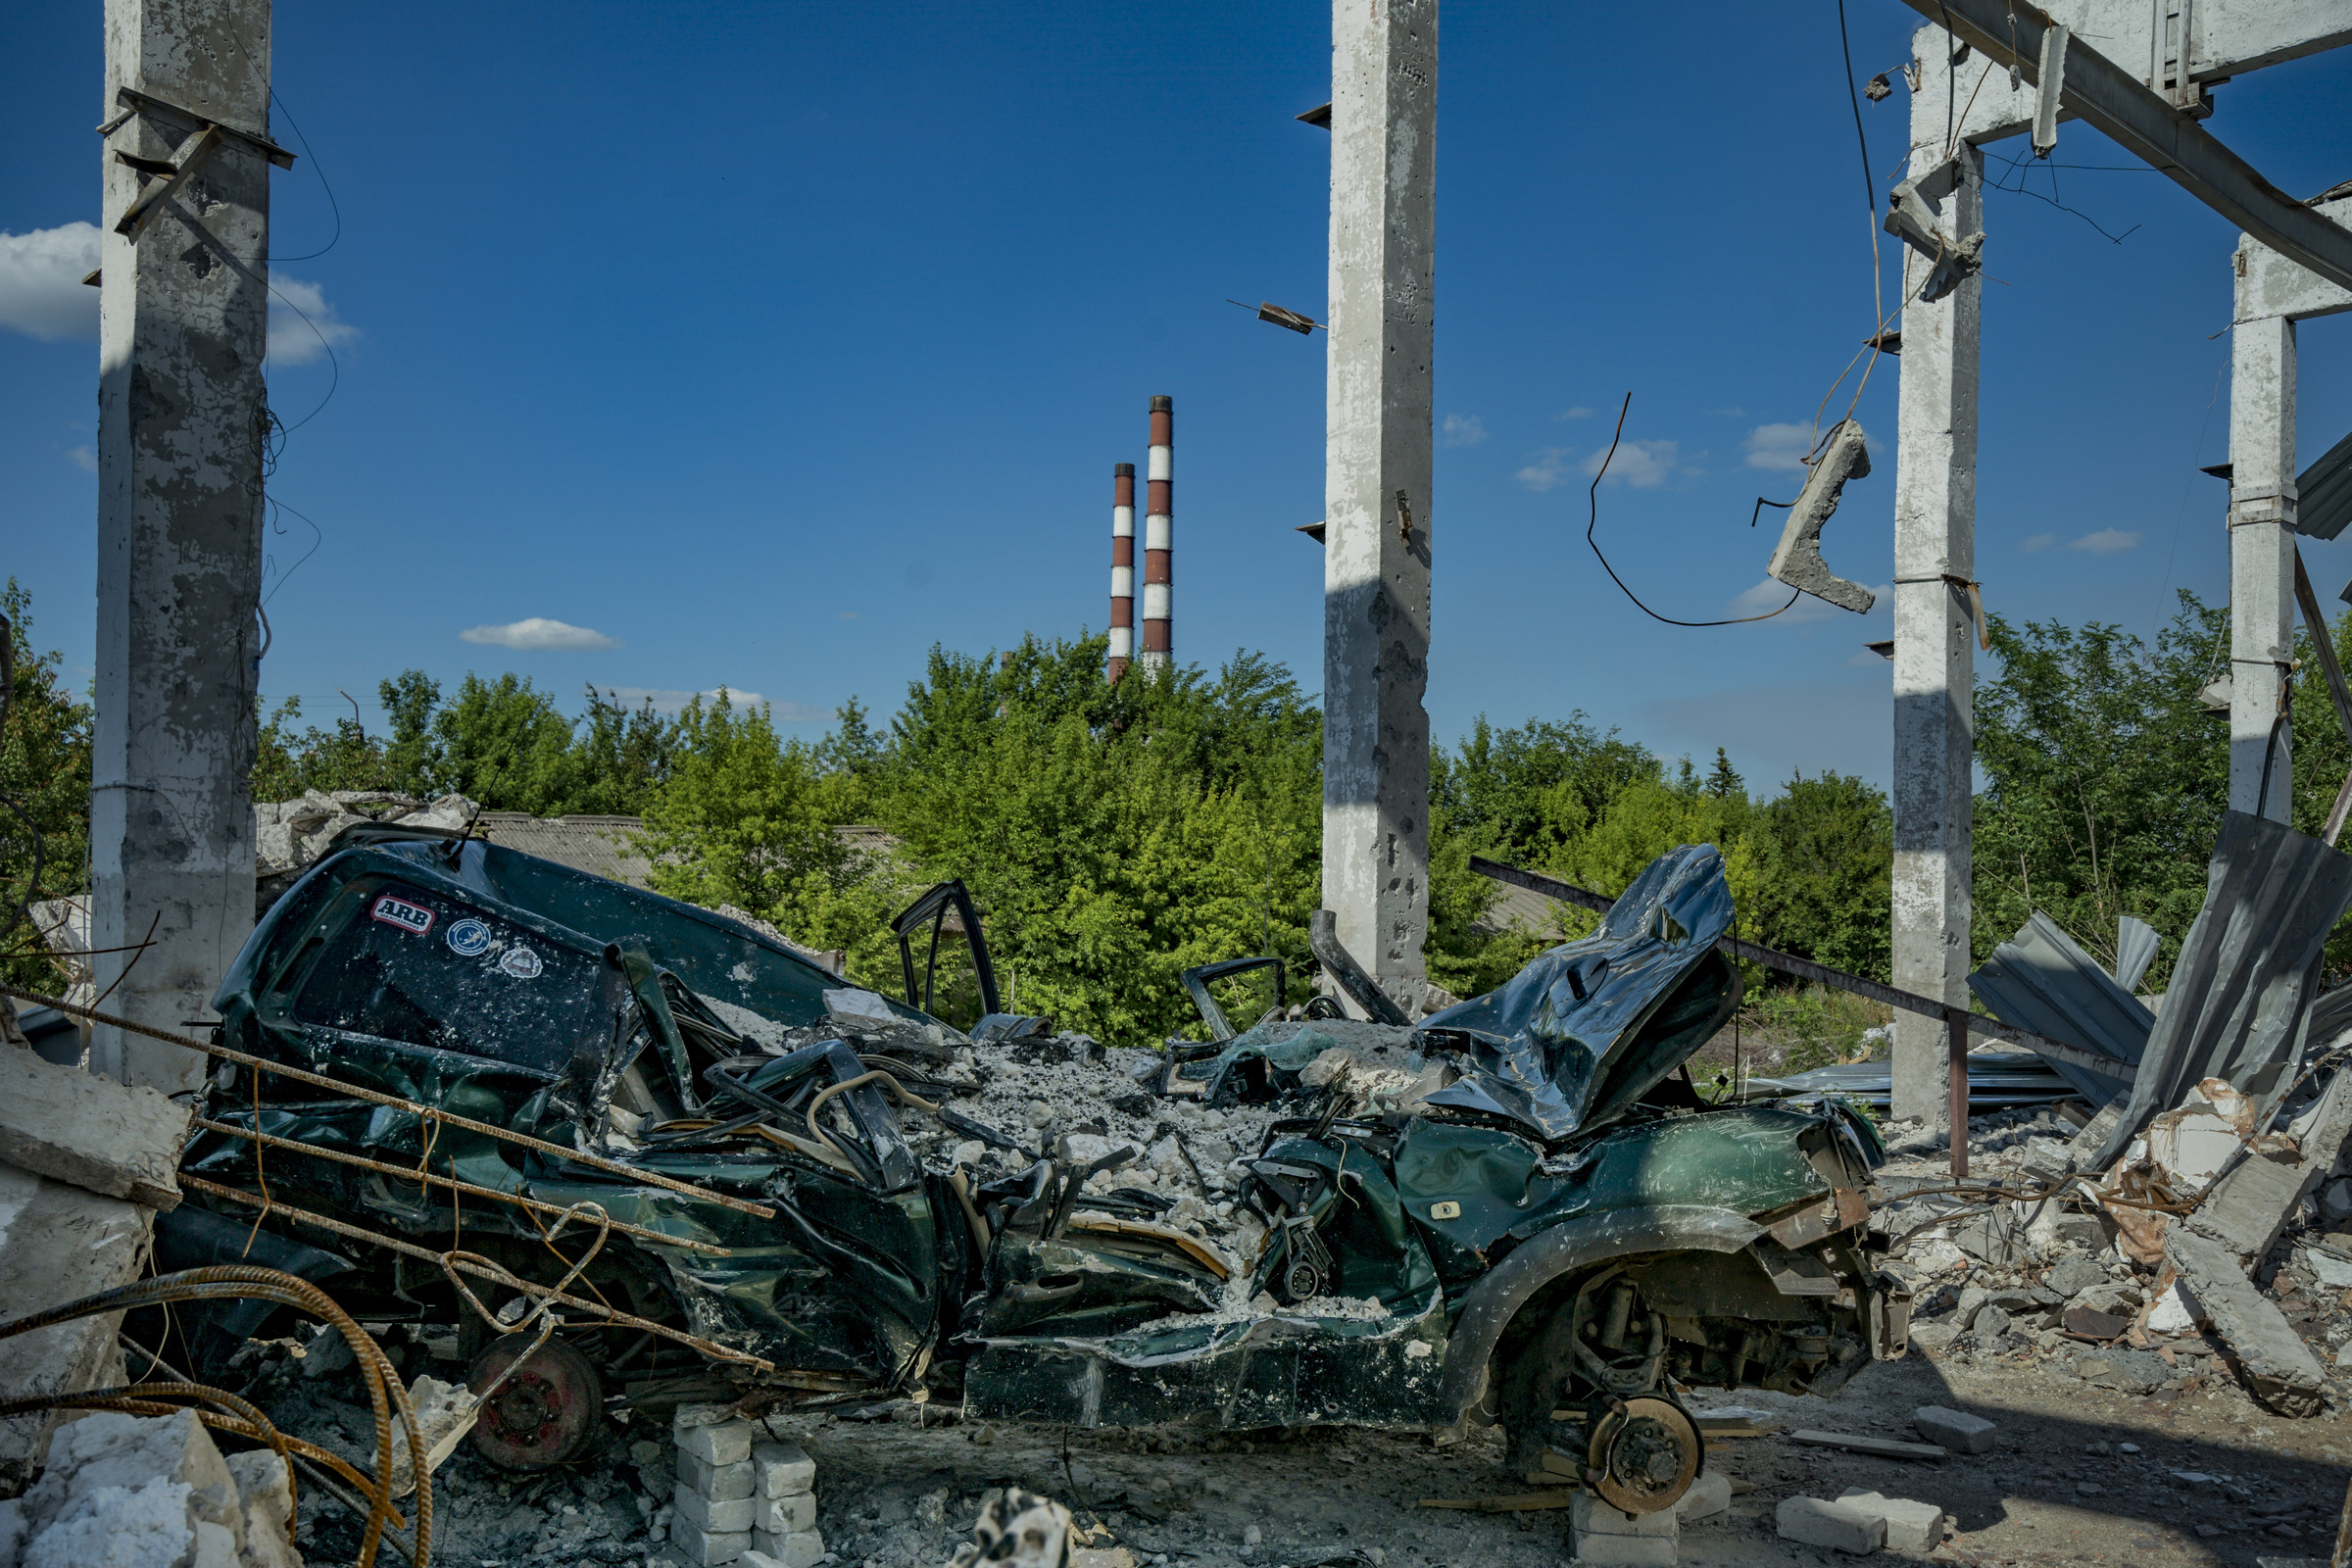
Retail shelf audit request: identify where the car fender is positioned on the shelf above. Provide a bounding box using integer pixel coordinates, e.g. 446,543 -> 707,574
1436,1203 -> 1766,1422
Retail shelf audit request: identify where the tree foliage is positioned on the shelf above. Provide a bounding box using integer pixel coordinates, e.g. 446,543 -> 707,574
1,580 -> 94,992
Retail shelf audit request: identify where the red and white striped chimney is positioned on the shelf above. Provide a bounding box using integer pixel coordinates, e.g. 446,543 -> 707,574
1141,395 -> 1173,671
1107,462 -> 1136,681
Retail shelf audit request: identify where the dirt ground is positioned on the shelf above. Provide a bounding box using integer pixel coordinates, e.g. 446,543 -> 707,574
265,1323 -> 2350,1568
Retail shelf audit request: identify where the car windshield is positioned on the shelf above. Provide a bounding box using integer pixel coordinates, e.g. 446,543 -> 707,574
291,879 -> 603,1071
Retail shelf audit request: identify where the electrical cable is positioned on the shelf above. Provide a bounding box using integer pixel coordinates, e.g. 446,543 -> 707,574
1583,395 -> 1801,628
264,86 -> 342,264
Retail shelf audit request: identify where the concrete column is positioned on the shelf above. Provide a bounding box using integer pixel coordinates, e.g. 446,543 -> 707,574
2226,311 -> 2297,822
89,0 -> 272,1090
1888,139 -> 1983,1128
1322,0 -> 1435,1015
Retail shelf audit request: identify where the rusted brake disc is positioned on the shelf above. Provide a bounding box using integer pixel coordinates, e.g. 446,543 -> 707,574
1586,1395 -> 1700,1515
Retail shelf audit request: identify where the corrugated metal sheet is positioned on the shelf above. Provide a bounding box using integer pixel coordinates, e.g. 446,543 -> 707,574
2083,809 -> 2352,1169
1774,1052 -> 2076,1111
2115,915 -> 2160,995
2296,424 -> 2352,543
1968,911 -> 2150,1105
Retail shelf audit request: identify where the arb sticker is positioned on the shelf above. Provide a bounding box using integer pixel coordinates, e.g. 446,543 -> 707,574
446,918 -> 492,957
370,895 -> 434,937
499,946 -> 544,980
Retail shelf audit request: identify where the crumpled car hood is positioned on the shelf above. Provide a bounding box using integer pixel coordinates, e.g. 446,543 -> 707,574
1417,843 -> 1740,1141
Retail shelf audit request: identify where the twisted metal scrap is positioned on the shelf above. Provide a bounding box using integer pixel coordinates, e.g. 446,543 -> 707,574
0,1265 -> 429,1568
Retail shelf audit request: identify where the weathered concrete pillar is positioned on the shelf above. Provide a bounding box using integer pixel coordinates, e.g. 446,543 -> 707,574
1888,138 -> 1983,1128
2227,311 -> 2297,822
1322,0 -> 1435,1016
89,0 -> 273,1090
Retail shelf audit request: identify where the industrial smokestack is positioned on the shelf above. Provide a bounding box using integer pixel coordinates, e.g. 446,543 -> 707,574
1108,463 -> 1136,682
1141,395 -> 1172,672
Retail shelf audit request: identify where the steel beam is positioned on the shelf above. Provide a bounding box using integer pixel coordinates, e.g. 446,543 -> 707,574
1892,0 -> 2352,294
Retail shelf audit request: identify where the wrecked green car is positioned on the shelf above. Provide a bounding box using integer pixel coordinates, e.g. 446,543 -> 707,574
175,830 -> 1905,1514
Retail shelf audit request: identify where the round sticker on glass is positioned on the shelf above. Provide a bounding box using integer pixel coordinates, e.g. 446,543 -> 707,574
499,946 -> 544,980
446,918 -> 491,957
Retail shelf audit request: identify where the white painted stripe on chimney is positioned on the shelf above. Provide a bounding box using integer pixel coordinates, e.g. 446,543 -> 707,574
1112,505 -> 1135,536
1110,565 -> 1134,597
1148,447 -> 1172,482
1108,626 -> 1133,658
1141,583 -> 1171,619
1145,515 -> 1172,551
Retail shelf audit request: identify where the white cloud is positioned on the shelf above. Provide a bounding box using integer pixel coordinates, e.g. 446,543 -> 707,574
1582,439 -> 1682,488
2068,528 -> 2141,555
66,446 -> 94,472
1442,413 -> 1488,448
1742,422 -> 1815,473
1558,406 -> 1592,420
2020,533 -> 2056,553
601,687 -> 835,721
1516,448 -> 1574,491
0,223 -> 100,340
0,224 -> 355,366
460,617 -> 621,651
267,276 -> 358,366
1712,406 -> 1747,418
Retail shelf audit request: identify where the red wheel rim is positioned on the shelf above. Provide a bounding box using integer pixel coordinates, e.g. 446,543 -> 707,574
467,1334 -> 604,1468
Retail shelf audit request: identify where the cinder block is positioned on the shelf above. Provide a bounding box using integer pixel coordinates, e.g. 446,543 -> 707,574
758,1492 -> 817,1535
1673,1471 -> 1733,1523
750,1527 -> 826,1568
674,1482 -> 756,1535
1838,1490 -> 1944,1552
679,1452 -> 755,1503
1913,1404 -> 1997,1453
1572,1493 -> 1679,1539
1777,1496 -> 1886,1555
669,1524 -> 752,1567
677,1418 -> 756,1468
753,1440 -> 815,1497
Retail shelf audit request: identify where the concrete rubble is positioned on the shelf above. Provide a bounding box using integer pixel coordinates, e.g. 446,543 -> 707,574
0,1047 -> 191,1493
6,1409 -> 298,1568
252,791 -> 478,915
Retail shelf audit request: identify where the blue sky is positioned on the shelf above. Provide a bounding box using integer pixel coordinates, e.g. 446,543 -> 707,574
7,2 -> 2352,795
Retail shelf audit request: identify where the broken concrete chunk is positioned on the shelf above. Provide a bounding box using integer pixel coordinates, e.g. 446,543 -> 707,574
2042,1254 -> 2107,1298
1765,420 -> 1877,614
0,1499 -> 25,1568
2075,1346 -> 2173,1394
1672,1471 -> 1733,1523
0,1166 -> 150,1493
2167,1224 -> 2329,1416
0,1048 -> 190,1209
2062,1306 -> 2132,1341
1776,1495 -> 1886,1554
676,1416 -> 757,1469
386,1374 -> 478,1498
1838,1489 -> 1945,1551
758,1493 -> 817,1536
225,1449 -> 298,1568
1913,1405 -> 1996,1453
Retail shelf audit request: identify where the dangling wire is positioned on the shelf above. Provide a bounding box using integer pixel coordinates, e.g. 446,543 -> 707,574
1584,395 -> 1802,628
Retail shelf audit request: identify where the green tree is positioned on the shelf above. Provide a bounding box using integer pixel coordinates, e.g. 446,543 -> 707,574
1970,594 -> 2230,987
1747,771 -> 1893,981
252,698 -> 388,799
1,580 -> 94,992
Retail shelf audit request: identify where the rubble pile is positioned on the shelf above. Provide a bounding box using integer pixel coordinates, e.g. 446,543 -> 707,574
714,996 -> 1425,1299
253,791 -> 478,913
1,1409 -> 300,1568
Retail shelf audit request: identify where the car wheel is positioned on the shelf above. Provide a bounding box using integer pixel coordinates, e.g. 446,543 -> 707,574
467,1333 -> 605,1469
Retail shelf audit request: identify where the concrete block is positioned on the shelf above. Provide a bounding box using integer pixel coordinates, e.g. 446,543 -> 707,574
0,1167 -> 151,1492
1672,1471 -> 1733,1523
1838,1490 -> 1945,1551
679,1452 -> 755,1503
1567,1532 -> 1675,1566
1571,1493 -> 1679,1539
758,1492 -> 817,1535
752,1440 -> 814,1496
675,1482 -> 756,1535
670,1523 -> 752,1567
1776,1496 -> 1886,1554
20,1478 -> 207,1568
1913,1405 -> 1996,1453
0,1052 -> 189,1210
677,1418 -> 756,1468
2168,1225 -> 2329,1416
750,1529 -> 825,1568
